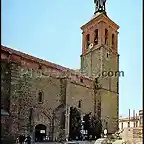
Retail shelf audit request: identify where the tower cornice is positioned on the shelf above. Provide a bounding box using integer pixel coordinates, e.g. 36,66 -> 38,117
81,13 -> 119,32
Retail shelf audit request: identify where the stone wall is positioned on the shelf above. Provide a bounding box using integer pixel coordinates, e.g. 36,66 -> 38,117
100,90 -> 118,133
1,41 -> 119,141
1,55 -> 95,142
67,80 -> 94,114
100,46 -> 119,134
1,60 -> 11,112
121,127 -> 143,144
80,14 -> 119,135
10,64 -> 67,140
80,46 -> 119,134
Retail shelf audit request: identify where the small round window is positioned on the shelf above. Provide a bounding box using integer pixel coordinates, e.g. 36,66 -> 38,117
38,91 -> 43,103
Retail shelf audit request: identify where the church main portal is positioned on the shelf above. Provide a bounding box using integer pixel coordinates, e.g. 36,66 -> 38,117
35,124 -> 47,142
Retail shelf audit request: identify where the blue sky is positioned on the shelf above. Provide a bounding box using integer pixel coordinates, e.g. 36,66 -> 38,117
2,0 -> 142,117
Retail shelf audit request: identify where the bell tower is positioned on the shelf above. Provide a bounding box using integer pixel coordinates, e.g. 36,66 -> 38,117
80,0 -> 120,134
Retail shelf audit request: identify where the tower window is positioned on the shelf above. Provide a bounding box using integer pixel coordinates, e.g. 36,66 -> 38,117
136,120 -> 138,127
86,34 -> 90,48
78,100 -> 82,108
95,78 -> 98,84
121,122 -> 123,130
94,29 -> 98,45
139,118 -> 141,125
128,121 -> 130,127
112,34 -> 115,49
61,111 -> 65,129
80,78 -> 83,83
38,91 -> 44,103
107,53 -> 109,58
105,29 -> 108,45
38,65 -> 42,69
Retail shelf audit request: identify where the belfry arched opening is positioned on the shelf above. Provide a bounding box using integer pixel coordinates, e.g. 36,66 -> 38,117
35,124 -> 46,142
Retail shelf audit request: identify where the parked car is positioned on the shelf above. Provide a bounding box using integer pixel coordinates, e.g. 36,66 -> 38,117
64,141 -> 79,144
94,138 -> 109,144
112,140 -> 127,144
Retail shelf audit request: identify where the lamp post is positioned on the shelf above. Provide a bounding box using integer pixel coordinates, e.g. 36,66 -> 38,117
101,116 -> 109,136
81,114 -> 85,140
27,107 -> 34,144
65,105 -> 70,141
51,111 -> 55,141
104,129 -> 107,138
29,108 -> 33,135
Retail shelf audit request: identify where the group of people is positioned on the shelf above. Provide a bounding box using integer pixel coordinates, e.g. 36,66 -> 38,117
17,135 -> 32,144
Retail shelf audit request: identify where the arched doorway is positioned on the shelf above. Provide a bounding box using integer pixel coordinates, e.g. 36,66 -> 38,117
35,124 -> 46,142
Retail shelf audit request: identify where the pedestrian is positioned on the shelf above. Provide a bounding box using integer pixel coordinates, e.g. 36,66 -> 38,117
16,137 -> 19,144
25,135 -> 31,144
19,135 -> 25,144
22,135 -> 26,144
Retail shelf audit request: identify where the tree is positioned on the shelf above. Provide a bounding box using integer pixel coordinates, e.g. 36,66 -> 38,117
69,107 -> 82,140
89,115 -> 102,139
82,113 -> 102,140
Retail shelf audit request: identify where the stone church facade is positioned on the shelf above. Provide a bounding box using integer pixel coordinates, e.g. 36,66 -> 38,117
1,5 -> 119,142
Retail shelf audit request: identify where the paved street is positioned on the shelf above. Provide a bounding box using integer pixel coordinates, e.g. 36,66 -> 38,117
35,141 -> 94,144
35,143 -> 62,144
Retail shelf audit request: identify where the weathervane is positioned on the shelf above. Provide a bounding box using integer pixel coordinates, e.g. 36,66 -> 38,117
94,0 -> 107,14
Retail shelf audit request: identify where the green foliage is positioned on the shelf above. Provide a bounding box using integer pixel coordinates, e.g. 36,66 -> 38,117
83,113 -> 91,135
69,107 -> 82,140
57,129 -> 65,142
89,115 -> 102,139
83,114 -> 102,140
69,108 -> 102,141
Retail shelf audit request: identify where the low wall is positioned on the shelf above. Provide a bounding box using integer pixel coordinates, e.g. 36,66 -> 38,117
121,127 -> 143,144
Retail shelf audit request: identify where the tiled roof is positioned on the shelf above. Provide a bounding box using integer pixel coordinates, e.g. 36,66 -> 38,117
1,45 -> 92,81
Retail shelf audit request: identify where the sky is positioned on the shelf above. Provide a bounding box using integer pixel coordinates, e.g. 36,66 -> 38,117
2,0 -> 143,117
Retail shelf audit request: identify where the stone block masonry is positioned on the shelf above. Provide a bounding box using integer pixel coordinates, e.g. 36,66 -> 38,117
1,7 -> 120,141
1,45 -> 95,141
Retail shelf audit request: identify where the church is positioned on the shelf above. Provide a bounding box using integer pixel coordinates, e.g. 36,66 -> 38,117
1,0 -> 119,142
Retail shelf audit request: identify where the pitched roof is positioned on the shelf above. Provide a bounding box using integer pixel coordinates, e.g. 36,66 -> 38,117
1,45 -> 92,81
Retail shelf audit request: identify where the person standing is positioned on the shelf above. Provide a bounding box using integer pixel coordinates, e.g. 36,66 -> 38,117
19,134 -> 25,144
25,135 -> 31,144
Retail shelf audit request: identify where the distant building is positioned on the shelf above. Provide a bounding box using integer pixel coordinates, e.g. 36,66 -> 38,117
139,110 -> 143,127
119,110 -> 143,143
119,110 -> 143,130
